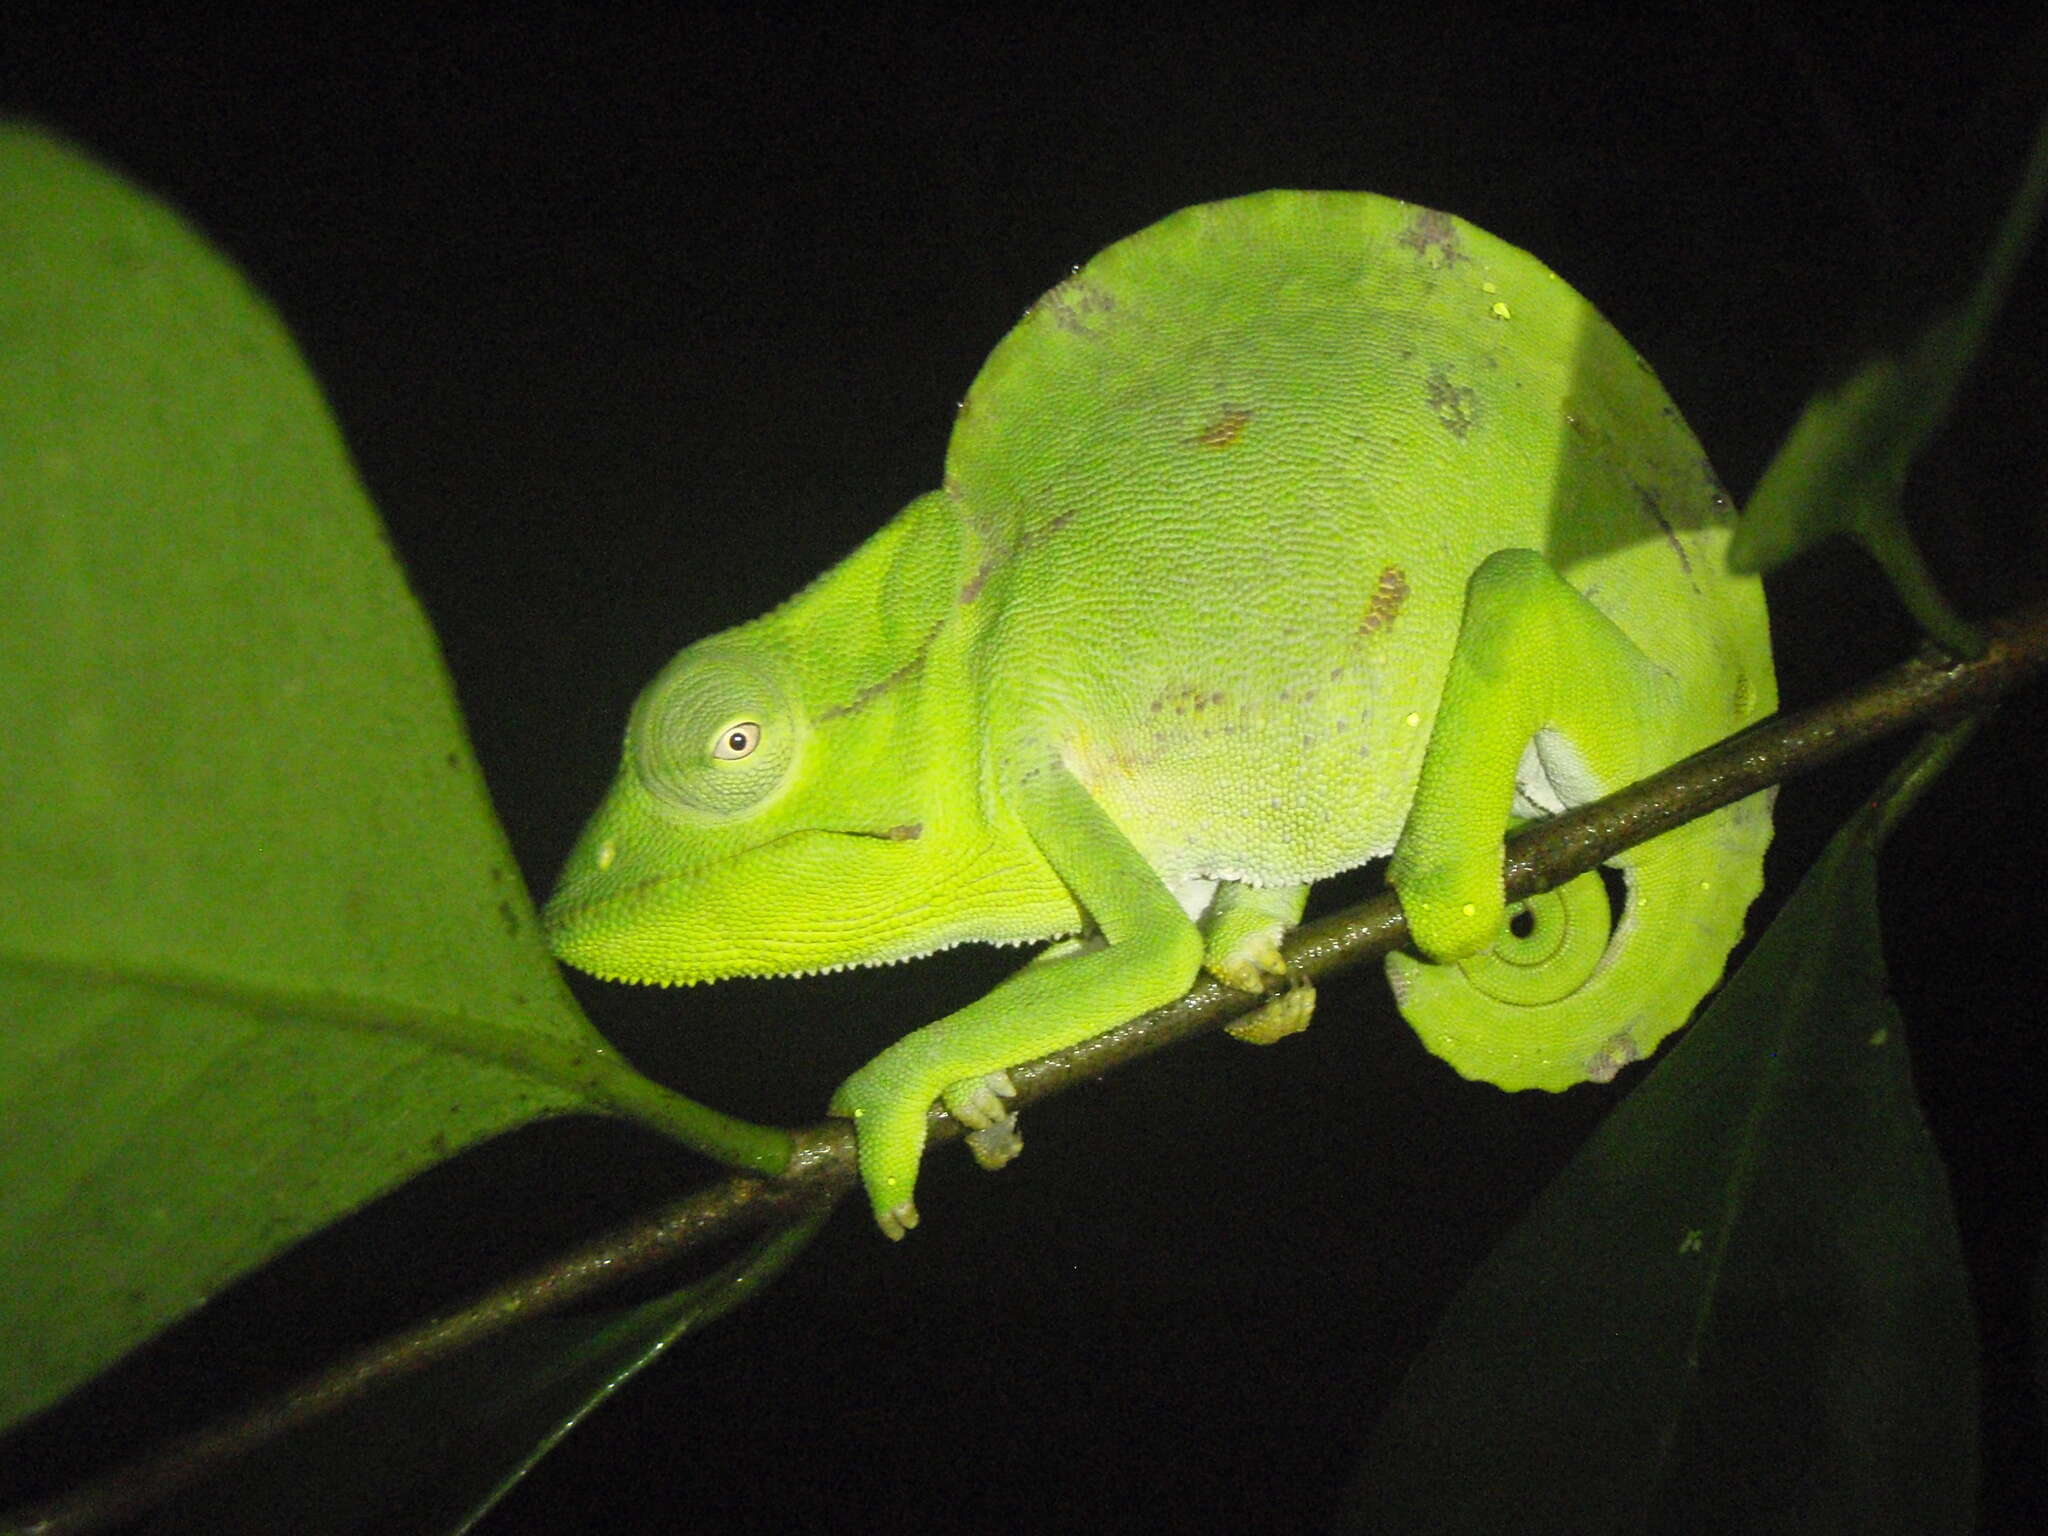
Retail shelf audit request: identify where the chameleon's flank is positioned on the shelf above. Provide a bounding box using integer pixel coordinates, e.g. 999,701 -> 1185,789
546,191 -> 1775,1237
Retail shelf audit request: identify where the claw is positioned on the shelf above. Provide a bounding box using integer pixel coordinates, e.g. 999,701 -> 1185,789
877,1199 -> 919,1241
1225,980 -> 1317,1044
964,1113 -> 1024,1170
1209,933 -> 1288,993
943,1069 -> 1017,1130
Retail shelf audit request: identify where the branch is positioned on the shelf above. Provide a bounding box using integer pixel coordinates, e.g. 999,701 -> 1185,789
10,598 -> 2047,1536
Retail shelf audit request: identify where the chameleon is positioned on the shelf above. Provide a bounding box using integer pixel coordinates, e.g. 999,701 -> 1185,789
545,190 -> 1775,1239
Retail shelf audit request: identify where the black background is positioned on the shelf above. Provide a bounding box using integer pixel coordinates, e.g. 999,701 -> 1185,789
4,9 -> 2045,1532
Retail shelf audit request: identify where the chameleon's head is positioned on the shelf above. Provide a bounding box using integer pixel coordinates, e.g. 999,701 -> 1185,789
543,633 -> 958,984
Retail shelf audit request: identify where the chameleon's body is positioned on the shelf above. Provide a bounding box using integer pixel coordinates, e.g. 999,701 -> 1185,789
546,191 -> 1775,1236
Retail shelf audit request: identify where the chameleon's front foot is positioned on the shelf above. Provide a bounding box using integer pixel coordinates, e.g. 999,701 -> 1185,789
830,1066 -> 1021,1237
829,1067 -> 929,1240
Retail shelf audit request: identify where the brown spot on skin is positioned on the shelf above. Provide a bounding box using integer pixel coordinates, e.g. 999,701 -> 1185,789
1697,455 -> 1732,510
1425,370 -> 1477,439
1634,485 -> 1694,577
1152,684 -> 1230,720
1033,276 -> 1116,336
817,617 -> 948,720
1732,670 -> 1755,719
1397,208 -> 1468,268
817,653 -> 925,720
958,508 -> 1078,604
959,556 -> 999,604
1586,1032 -> 1640,1084
885,823 -> 924,841
1192,405 -> 1253,448
956,488 -> 1016,604
1358,565 -> 1410,635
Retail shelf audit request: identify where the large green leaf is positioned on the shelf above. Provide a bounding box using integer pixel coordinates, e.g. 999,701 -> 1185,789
1729,109 -> 2046,659
0,125 -> 727,1429
1346,739 -> 1979,1533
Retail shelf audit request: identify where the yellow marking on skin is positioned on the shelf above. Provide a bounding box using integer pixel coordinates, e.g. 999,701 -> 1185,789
1491,301 -> 1512,321
595,840 -> 617,871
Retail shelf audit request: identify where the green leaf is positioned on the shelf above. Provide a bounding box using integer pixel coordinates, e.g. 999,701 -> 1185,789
138,1211 -> 828,1536
0,124 -> 771,1430
1347,743 -> 1979,1534
1730,108 -> 2047,659
1727,318 -> 1985,659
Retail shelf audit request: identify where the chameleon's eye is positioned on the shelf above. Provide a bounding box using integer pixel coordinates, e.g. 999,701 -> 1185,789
712,722 -> 761,760
629,646 -> 799,820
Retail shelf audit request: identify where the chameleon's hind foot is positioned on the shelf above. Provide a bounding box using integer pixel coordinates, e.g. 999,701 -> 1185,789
1201,881 -> 1314,1042
945,1070 -> 1023,1169
1225,981 -> 1317,1045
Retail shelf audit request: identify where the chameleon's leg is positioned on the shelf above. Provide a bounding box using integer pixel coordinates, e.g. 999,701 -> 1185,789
1386,548 -> 1770,1090
1203,881 -> 1316,1044
946,932 -> 1118,1169
830,765 -> 1203,1237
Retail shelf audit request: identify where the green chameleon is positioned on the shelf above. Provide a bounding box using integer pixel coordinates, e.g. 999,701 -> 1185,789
545,191 -> 1775,1238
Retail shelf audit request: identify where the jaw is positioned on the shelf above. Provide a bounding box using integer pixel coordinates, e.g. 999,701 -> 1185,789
544,824 -> 989,984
